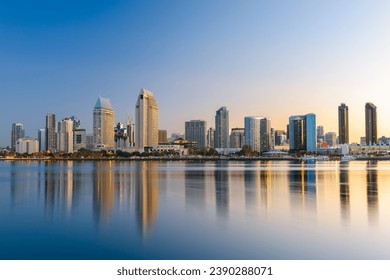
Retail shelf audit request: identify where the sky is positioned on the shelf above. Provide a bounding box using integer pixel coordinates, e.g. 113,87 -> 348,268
1,0 -> 390,147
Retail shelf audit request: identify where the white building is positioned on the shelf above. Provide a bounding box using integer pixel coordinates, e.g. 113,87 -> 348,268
11,123 -> 25,151
58,118 -> 74,153
93,97 -> 115,150
244,116 -> 271,152
135,88 -> 159,150
16,138 -> 39,154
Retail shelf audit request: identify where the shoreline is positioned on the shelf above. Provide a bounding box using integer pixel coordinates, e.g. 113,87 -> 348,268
1,156 -> 390,162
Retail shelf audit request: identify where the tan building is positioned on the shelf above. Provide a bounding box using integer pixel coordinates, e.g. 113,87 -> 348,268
93,97 -> 115,150
135,88 -> 159,149
158,130 -> 167,144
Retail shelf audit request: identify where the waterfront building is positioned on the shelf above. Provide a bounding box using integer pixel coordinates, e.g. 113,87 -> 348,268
46,113 -> 56,152
274,130 -> 287,145
158,130 -> 168,144
86,134 -> 94,150
215,106 -> 229,148
289,113 -> 316,152
365,102 -> 377,145
324,132 -> 337,147
127,123 -> 135,147
11,123 -> 25,151
185,120 -> 207,149
338,103 -> 349,144
57,118 -> 74,153
317,125 -> 324,141
15,138 -> 39,154
114,122 -> 128,150
207,128 -> 215,148
135,88 -> 159,149
244,116 -> 271,152
73,128 -> 87,151
93,97 -> 115,150
38,128 -> 46,152
230,128 -> 245,149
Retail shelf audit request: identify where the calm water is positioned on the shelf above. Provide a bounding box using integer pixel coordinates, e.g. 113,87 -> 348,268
0,160 -> 389,260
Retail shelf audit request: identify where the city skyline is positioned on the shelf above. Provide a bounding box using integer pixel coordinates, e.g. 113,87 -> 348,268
1,1 -> 390,146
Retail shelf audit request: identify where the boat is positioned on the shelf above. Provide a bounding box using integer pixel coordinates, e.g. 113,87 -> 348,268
340,155 -> 356,161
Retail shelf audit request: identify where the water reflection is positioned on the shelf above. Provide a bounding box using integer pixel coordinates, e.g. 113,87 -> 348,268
366,161 -> 379,225
339,162 -> 350,223
289,162 -> 317,212
214,161 -> 229,217
185,162 -> 206,208
134,161 -> 159,237
244,162 -> 260,210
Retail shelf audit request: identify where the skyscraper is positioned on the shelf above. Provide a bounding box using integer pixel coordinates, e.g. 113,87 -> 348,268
230,128 -> 245,149
57,118 -> 74,153
207,128 -> 215,148
289,113 -> 316,151
214,106 -> 229,148
38,128 -> 46,152
365,102 -> 377,145
93,97 -> 115,149
338,103 -> 349,144
46,113 -> 56,152
185,120 -> 207,149
11,123 -> 25,151
135,88 -> 159,149
244,116 -> 271,152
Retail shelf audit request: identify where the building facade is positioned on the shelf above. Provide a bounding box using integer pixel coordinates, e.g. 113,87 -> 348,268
57,118 -> 74,153
365,102 -> 377,145
135,88 -> 159,149
158,130 -> 168,144
11,123 -> 25,151
16,138 -> 39,154
46,113 -> 56,152
244,116 -> 271,152
324,132 -> 337,147
93,97 -> 115,150
230,128 -> 245,149
214,106 -> 229,148
38,128 -> 46,152
289,113 -> 316,152
338,103 -> 349,144
185,120 -> 207,149
207,128 -> 215,148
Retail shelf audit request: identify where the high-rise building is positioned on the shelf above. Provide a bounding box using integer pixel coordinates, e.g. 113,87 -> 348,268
274,130 -> 287,145
127,123 -> 135,147
57,118 -> 74,153
158,130 -> 168,144
38,128 -> 46,152
207,128 -> 215,148
114,122 -> 128,150
214,106 -> 229,148
230,128 -> 245,149
289,113 -> 316,151
365,102 -> 377,145
338,103 -> 349,144
244,116 -> 271,152
73,129 -> 86,151
46,113 -> 56,152
93,97 -> 115,149
11,123 -> 25,151
135,88 -> 159,149
324,132 -> 337,147
185,120 -> 207,149
317,125 -> 324,141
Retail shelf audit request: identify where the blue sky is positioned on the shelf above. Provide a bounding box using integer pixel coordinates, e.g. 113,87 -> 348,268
1,0 -> 390,146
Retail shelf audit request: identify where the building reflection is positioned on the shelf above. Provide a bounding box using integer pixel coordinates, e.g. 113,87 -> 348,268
260,162 -> 272,211
185,162 -> 205,208
93,161 -> 114,223
289,162 -> 317,212
244,162 -> 260,209
339,162 -> 350,223
10,161 -> 40,205
214,161 -> 229,217
134,161 -> 159,237
44,161 -> 76,216
366,161 -> 379,225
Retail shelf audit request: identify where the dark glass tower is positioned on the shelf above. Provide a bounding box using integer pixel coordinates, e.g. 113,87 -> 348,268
365,103 -> 377,145
338,103 -> 349,144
